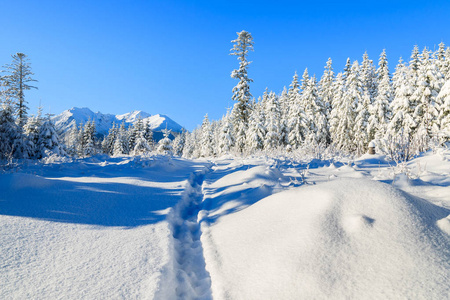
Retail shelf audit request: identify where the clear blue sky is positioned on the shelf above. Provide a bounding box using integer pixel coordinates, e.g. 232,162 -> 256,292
1,0 -> 449,130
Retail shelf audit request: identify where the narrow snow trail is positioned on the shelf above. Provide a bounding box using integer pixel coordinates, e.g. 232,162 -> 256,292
161,168 -> 213,299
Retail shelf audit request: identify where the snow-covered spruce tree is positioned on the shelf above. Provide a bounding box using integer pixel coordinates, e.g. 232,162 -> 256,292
182,129 -> 195,158
199,114 -> 214,157
343,57 -> 352,83
246,100 -> 266,152
132,130 -> 151,155
113,122 -> 129,156
218,109 -> 234,155
331,64 -> 359,152
212,120 -> 222,155
65,123 -> 81,157
411,48 -> 445,150
300,68 -> 310,92
437,79 -> 450,143
278,87 -> 289,147
102,122 -> 118,155
301,75 -> 328,146
233,120 -> 247,154
23,106 -> 44,158
264,91 -> 281,150
172,128 -> 187,156
318,58 -> 335,130
74,123 -> 85,157
128,116 -> 145,152
287,73 -> 306,149
368,49 -> 393,142
82,120 -> 96,157
112,136 -> 126,157
434,42 -> 449,78
1,53 -> 37,127
230,30 -> 254,152
143,120 -> 154,150
354,91 -> 371,155
360,51 -> 377,103
37,116 -> 66,158
410,45 -> 421,87
387,58 -> 416,144
0,99 -> 22,160
157,128 -> 173,156
445,47 -> 450,80
328,73 -> 345,147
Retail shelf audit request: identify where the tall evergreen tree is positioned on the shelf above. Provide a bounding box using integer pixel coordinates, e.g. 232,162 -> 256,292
23,106 -> 44,158
301,75 -> 327,145
368,49 -> 393,141
218,109 -> 234,155
318,58 -> 335,123
287,74 -> 306,148
172,129 -> 187,156
435,42 -> 447,76
329,73 -> 345,147
113,122 -> 129,156
0,99 -> 22,160
354,91 -> 371,155
331,65 -> 358,152
230,30 -> 254,129
437,79 -> 450,143
411,48 -> 445,148
246,102 -> 266,152
200,114 -> 214,157
66,124 -> 81,156
360,51 -> 377,103
264,91 -> 281,150
1,53 -> 37,127
143,121 -> 154,150
387,58 -> 416,142
102,123 -> 118,155
343,58 -> 352,83
37,116 -> 66,158
278,87 -> 289,147
82,120 -> 96,157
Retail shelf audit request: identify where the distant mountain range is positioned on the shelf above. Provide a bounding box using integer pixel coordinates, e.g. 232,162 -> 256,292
52,107 -> 184,137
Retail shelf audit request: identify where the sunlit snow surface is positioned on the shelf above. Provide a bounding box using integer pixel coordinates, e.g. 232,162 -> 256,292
1,150 -> 450,299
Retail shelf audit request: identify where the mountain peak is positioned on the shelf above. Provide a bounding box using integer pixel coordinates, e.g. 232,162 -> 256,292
52,107 -> 183,136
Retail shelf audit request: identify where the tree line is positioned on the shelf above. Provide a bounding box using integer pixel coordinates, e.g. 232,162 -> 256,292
0,53 -> 174,163
1,32 -> 450,163
180,31 -> 450,159
0,53 -> 67,161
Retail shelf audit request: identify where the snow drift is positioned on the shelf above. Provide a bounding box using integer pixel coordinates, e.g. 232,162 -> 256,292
201,178 -> 450,299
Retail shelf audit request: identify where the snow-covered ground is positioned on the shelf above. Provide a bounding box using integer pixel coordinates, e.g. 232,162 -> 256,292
1,150 -> 449,299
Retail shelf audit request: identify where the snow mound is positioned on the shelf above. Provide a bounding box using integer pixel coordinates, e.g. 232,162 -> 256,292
201,178 -> 450,299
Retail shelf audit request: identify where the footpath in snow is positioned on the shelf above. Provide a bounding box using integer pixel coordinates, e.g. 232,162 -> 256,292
157,168 -> 212,299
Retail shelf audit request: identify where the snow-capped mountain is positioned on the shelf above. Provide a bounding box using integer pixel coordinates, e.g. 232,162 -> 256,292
52,107 -> 184,136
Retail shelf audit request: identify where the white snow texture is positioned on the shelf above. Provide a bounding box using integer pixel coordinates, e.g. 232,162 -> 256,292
1,151 -> 450,299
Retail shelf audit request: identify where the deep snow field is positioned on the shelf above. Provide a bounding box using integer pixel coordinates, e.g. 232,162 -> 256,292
1,150 -> 449,299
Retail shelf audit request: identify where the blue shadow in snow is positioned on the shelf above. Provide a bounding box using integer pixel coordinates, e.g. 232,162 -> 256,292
0,175 -> 185,227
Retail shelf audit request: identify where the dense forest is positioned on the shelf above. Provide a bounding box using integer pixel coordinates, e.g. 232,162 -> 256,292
181,32 -> 450,160
1,31 -> 450,164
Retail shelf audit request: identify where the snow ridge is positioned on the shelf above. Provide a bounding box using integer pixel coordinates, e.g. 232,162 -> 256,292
164,169 -> 212,299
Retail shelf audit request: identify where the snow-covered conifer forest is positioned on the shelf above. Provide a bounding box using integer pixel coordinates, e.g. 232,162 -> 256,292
2,34 -> 450,162
1,33 -> 449,299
